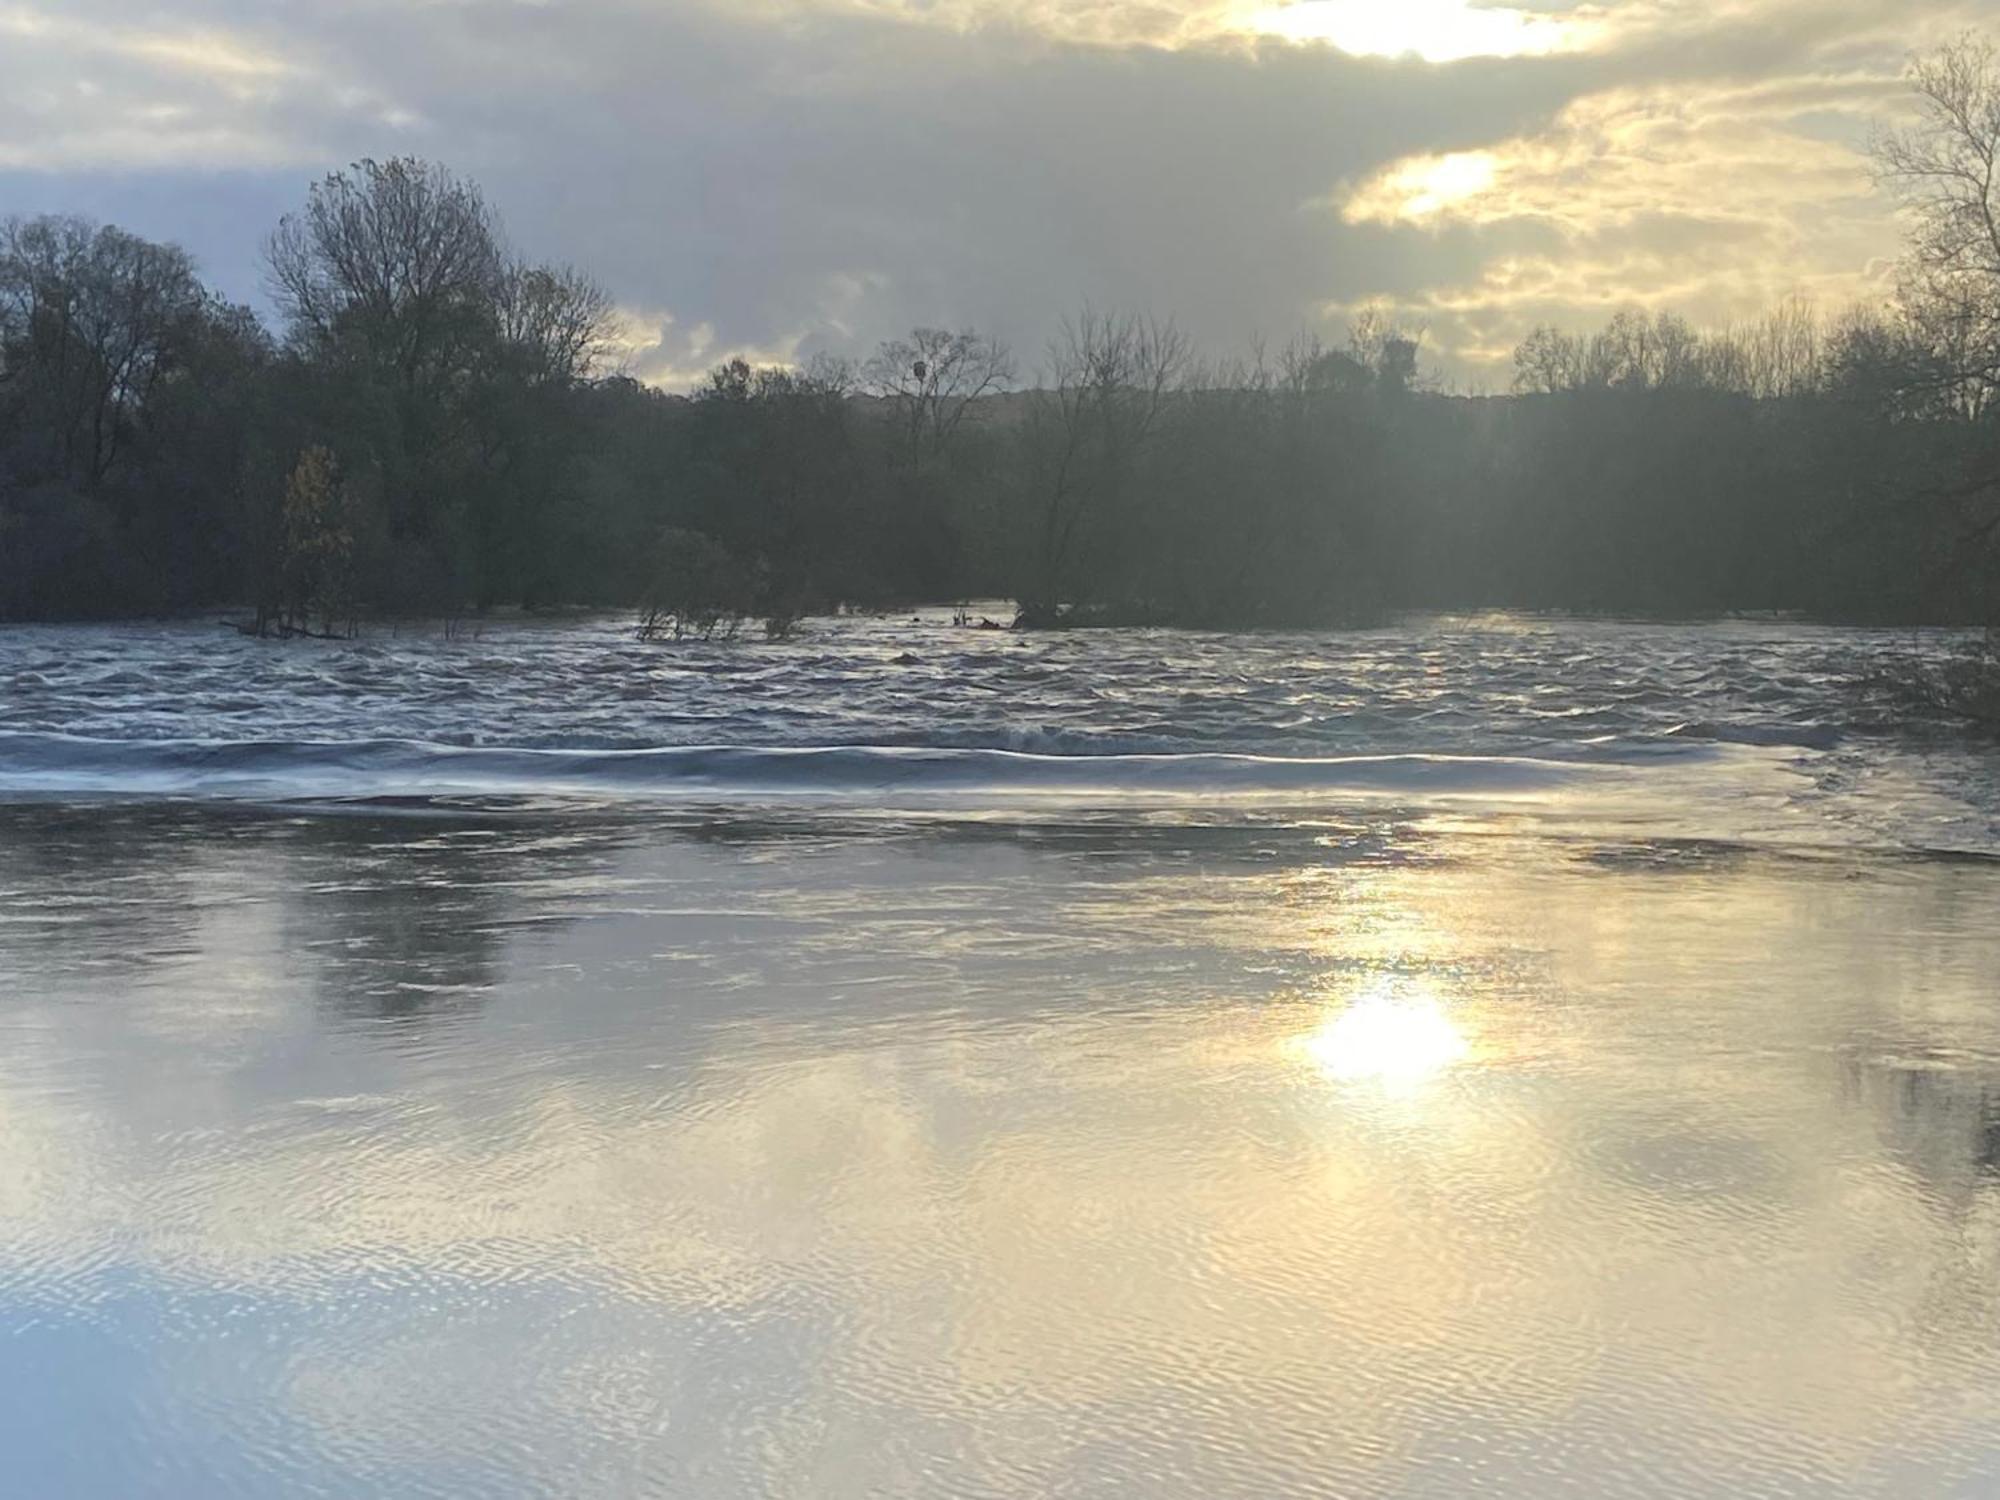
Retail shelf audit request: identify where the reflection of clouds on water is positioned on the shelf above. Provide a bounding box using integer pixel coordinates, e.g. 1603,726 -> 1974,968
5,814 -> 2000,1493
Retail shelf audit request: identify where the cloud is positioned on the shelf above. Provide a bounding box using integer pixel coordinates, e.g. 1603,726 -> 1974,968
1330,61 -> 1919,376
0,0 -> 1980,385
1342,149 -> 1504,224
0,4 -> 296,81
1253,0 -> 1603,61
0,2 -> 412,171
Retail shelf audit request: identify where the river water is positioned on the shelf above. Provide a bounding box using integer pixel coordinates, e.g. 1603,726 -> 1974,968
3,612 -> 2000,1496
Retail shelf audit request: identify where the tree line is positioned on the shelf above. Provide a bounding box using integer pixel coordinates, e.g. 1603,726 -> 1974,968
6,41 -> 2000,633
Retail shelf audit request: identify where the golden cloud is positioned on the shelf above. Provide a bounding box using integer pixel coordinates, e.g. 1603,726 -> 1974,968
1332,71 -> 1907,372
1250,0 -> 1603,61
708,0 -> 1613,57
0,5 -> 297,84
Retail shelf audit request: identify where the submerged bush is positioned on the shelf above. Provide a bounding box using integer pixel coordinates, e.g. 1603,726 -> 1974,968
257,446 -> 361,638
633,528 -> 819,643
636,528 -> 755,642
1900,632 -> 2000,730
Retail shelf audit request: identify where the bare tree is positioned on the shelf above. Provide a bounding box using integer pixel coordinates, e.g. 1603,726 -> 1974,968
1020,308 -> 1191,622
497,260 -> 615,384
265,157 -> 506,390
1512,324 -> 1587,394
1874,36 -> 2000,415
0,215 -> 207,489
1857,34 -> 2000,630
1345,308 -> 1427,394
1743,297 -> 1824,398
863,327 -> 1015,465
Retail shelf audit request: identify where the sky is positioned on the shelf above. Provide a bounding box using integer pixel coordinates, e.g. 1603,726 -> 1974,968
0,0 -> 1990,389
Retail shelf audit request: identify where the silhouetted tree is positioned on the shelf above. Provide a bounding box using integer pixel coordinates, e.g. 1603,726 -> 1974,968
1872,36 -> 2000,618
864,327 -> 1015,466
261,157 -> 614,610
0,215 -> 213,494
17,122 -> 2000,636
1016,309 -> 1191,623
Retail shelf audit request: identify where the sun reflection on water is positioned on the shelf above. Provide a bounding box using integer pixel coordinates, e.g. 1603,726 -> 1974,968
1302,983 -> 1469,1086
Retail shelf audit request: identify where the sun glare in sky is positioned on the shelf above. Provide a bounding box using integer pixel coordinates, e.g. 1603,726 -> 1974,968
1249,0 -> 1591,62
1342,149 -> 1500,224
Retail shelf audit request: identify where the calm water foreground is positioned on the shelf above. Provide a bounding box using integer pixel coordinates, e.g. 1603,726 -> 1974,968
4,613 -> 2000,1497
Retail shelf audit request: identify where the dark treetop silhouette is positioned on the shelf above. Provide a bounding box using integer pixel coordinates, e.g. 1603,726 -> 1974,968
6,41 -> 2000,635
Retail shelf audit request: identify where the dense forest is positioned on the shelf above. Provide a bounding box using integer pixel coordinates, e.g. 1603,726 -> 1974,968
6,44 -> 2000,634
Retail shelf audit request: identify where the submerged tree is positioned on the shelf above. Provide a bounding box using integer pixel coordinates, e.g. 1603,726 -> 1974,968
854,327 -> 1016,602
682,353 -> 860,625
268,446 -> 359,638
636,527 -> 753,642
261,157 -> 615,610
1017,309 -> 1191,624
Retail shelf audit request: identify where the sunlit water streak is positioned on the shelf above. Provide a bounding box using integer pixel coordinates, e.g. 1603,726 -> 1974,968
1301,983 -> 1470,1087
1,616 -> 2000,1495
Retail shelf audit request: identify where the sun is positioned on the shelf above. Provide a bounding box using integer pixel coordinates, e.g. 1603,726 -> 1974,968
1343,149 -> 1500,225
1301,983 -> 1469,1086
1247,0 -> 1589,63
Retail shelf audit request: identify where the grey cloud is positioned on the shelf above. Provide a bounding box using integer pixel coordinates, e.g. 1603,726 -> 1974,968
0,0 -> 1985,384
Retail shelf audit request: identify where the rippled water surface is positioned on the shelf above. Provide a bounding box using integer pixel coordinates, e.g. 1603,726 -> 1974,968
0,610 -> 1961,759
4,614 -> 2000,1496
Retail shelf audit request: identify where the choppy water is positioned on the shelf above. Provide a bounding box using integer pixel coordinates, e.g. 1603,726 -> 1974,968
4,613 -> 2000,1496
0,610 -> 1958,760
1,609 -> 1996,846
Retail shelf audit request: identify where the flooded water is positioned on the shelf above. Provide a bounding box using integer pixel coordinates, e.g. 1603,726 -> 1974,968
3,613 -> 2000,1496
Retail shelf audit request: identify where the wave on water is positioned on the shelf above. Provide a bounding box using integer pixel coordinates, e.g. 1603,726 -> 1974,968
0,732 -> 1626,805
4,615 -> 1990,850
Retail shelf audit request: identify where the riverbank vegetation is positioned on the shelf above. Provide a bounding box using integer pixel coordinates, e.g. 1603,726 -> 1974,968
6,44 -> 2000,641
